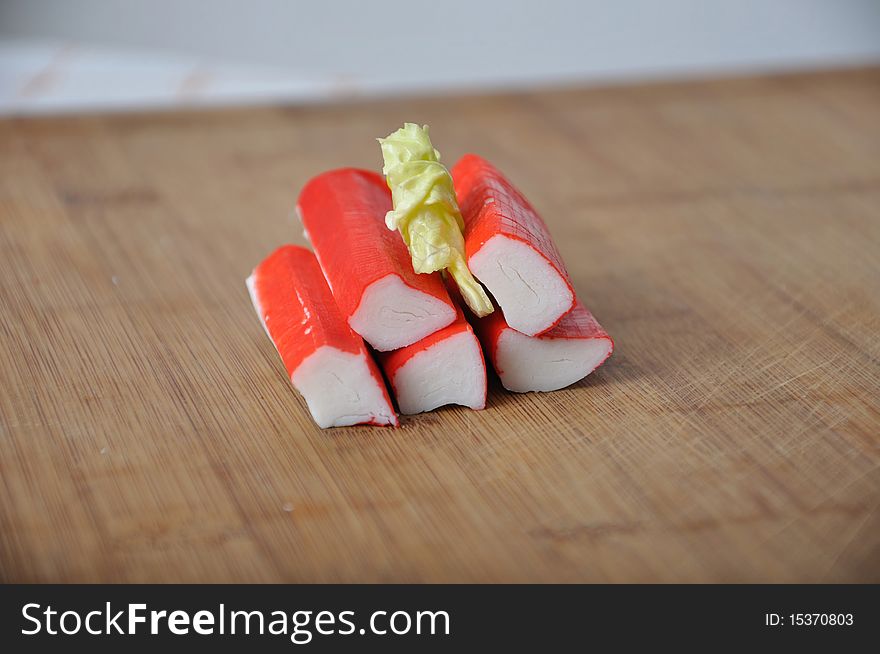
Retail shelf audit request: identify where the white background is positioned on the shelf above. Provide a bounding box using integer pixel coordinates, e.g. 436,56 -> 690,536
1,0 -> 879,113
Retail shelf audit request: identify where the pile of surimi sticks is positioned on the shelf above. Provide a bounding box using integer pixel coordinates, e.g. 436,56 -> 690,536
247,124 -> 612,428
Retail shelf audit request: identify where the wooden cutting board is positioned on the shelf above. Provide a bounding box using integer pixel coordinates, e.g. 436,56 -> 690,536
1,68 -> 878,583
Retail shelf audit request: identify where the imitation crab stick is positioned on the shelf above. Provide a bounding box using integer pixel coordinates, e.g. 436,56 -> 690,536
246,245 -> 397,428
452,154 -> 575,336
471,298 -> 613,393
297,168 -> 457,351
376,305 -> 487,415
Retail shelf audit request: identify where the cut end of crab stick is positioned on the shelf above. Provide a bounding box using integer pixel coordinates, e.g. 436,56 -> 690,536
473,299 -> 613,393
290,345 -> 398,428
377,307 -> 487,415
297,168 -> 457,351
469,234 -> 574,336
247,245 -> 398,428
349,274 -> 457,352
452,154 -> 575,336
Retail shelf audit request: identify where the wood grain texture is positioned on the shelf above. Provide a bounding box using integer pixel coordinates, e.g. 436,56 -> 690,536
1,68 -> 878,583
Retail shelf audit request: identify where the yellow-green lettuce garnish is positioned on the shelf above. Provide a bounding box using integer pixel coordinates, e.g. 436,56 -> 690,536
378,123 -> 493,317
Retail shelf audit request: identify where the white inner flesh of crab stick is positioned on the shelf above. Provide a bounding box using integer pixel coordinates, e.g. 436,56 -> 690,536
494,329 -> 612,393
291,346 -> 397,428
348,275 -> 455,353
383,330 -> 486,415
468,296 -> 612,394
469,235 -> 574,336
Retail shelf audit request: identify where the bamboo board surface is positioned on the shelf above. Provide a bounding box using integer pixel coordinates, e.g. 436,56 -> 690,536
1,68 -> 878,583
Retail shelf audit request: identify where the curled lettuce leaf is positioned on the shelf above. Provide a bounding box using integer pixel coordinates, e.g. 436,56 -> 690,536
378,123 -> 493,317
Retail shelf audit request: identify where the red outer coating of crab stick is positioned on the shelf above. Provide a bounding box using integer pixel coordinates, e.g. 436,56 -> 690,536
247,245 -> 397,428
452,154 -> 576,336
297,168 -> 457,351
